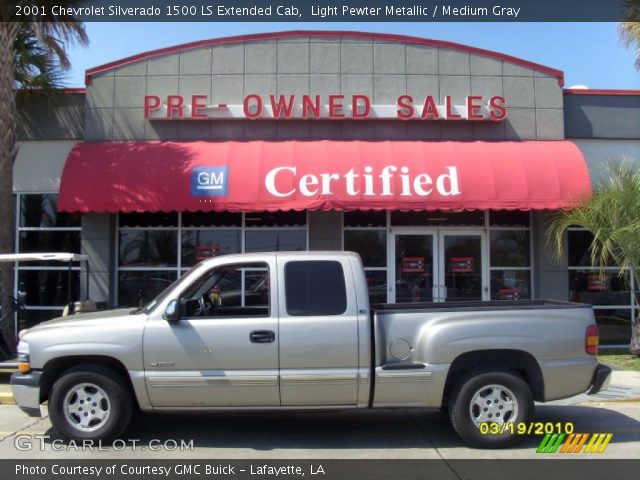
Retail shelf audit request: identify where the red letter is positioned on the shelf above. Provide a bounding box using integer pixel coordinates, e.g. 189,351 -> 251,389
396,95 -> 415,120
466,96 -> 484,120
489,96 -> 507,121
329,95 -> 345,119
144,95 -> 161,118
352,95 -> 371,119
270,95 -> 296,119
191,95 -> 208,119
445,96 -> 462,120
166,95 -> 184,119
302,95 -> 320,118
243,94 -> 263,119
421,96 -> 440,120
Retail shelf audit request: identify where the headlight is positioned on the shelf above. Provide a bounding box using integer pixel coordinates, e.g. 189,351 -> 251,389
17,341 -> 30,373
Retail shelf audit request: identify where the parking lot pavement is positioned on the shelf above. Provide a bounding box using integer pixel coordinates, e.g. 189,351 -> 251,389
0,402 -> 638,460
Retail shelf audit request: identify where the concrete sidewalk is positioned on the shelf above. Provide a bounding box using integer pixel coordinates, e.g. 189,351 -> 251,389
0,369 -> 639,406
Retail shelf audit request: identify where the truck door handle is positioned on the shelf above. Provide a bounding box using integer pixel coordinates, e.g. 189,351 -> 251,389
250,330 -> 276,343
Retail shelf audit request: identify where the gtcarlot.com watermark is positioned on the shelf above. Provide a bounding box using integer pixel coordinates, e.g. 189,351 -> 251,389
14,435 -> 194,452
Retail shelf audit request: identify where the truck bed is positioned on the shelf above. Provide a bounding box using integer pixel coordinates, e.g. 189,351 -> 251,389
372,299 -> 592,313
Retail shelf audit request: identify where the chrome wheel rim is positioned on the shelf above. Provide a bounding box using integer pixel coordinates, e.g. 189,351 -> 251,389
62,383 -> 111,432
469,384 -> 518,428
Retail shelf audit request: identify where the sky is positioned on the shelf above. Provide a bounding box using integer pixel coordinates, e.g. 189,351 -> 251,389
62,22 -> 639,89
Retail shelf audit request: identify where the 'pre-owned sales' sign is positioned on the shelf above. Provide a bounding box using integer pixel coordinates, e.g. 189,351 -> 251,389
144,94 -> 508,121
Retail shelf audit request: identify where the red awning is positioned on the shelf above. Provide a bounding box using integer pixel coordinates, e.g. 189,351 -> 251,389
58,140 -> 591,213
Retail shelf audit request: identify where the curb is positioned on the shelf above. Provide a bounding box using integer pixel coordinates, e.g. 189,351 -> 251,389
585,396 -> 640,404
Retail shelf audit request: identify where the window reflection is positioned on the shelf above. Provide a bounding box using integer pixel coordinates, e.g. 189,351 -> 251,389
181,230 -> 241,267
17,270 -> 80,306
119,231 -> 178,267
20,194 -> 80,227
118,271 -> 177,307
245,231 -> 306,252
594,309 -> 632,345
490,231 -> 530,267
344,230 -> 386,267
491,270 -> 531,300
569,270 -> 630,306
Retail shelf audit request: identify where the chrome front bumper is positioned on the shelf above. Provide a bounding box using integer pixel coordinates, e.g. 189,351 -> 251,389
10,371 -> 43,417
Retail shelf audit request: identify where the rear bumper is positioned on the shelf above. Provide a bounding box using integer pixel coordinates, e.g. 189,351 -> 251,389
587,363 -> 612,395
10,371 -> 43,417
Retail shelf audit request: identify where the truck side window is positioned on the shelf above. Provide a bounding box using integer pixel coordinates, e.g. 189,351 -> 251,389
285,261 -> 347,316
180,262 -> 270,318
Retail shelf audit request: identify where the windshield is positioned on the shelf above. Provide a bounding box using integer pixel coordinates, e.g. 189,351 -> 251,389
137,263 -> 201,314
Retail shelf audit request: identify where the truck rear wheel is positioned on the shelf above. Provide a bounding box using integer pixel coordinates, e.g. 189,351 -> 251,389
448,371 -> 533,448
48,365 -> 133,441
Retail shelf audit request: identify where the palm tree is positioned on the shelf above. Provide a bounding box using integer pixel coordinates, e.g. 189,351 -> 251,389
546,160 -> 640,357
0,4 -> 87,354
620,0 -> 640,69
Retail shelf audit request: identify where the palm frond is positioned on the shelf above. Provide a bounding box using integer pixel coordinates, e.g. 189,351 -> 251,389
546,158 -> 640,285
619,1 -> 640,69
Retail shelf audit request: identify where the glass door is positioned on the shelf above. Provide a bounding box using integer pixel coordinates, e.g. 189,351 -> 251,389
389,231 -> 436,303
438,231 -> 487,302
389,230 -> 487,303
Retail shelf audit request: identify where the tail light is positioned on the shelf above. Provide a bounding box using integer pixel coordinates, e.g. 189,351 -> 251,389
585,324 -> 599,355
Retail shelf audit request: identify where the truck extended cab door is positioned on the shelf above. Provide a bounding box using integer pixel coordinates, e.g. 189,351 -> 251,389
277,256 -> 361,406
142,259 -> 279,407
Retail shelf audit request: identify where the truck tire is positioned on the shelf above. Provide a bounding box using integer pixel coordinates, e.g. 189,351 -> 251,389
48,365 -> 133,441
448,370 -> 533,448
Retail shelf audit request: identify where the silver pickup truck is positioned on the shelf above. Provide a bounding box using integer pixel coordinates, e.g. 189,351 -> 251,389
11,251 -> 611,448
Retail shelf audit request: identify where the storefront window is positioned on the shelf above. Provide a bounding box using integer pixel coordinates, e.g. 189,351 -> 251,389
568,228 -> 634,346
20,194 -> 80,228
16,194 -> 82,327
568,270 -> 631,306
119,231 -> 178,267
182,212 -> 242,227
344,230 -> 386,268
490,270 -> 531,300
245,230 -> 306,252
391,211 -> 485,226
489,211 -> 530,228
19,231 -> 81,256
17,270 -> 80,307
490,231 -> 530,267
118,271 -> 177,308
344,211 -> 386,228
488,216 -> 531,301
343,213 -> 388,303
116,212 -> 307,307
119,212 -> 178,227
181,230 -> 241,267
593,309 -> 633,346
245,211 -> 306,227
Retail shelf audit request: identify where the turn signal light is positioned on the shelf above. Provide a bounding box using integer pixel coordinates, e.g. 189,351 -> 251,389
585,324 -> 599,355
18,362 -> 31,373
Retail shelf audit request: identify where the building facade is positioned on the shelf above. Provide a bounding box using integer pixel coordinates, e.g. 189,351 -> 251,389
13,31 -> 640,345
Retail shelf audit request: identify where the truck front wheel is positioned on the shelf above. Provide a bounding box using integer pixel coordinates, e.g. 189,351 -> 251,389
48,365 -> 133,441
448,371 -> 533,448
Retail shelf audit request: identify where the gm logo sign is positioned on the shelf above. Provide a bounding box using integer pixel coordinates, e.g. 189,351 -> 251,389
191,166 -> 228,196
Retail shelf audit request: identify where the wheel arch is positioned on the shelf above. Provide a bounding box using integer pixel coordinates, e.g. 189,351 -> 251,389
441,349 -> 544,407
40,356 -> 140,410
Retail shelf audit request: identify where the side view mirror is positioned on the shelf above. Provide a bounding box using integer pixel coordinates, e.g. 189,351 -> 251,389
163,299 -> 180,322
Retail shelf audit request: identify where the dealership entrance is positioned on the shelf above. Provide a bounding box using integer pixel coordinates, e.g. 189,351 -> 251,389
389,230 -> 487,303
